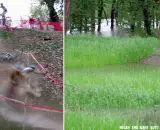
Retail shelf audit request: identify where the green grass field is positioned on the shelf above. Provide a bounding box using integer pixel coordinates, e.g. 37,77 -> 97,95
65,35 -> 160,68
65,36 -> 160,130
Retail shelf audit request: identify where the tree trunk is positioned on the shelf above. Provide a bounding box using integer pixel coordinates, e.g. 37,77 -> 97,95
143,8 -> 151,35
115,1 -> 118,26
111,0 -> 116,30
65,0 -> 70,34
49,6 -> 59,22
156,18 -> 159,28
152,18 -> 155,29
97,0 -> 103,33
139,0 -> 152,35
129,1 -> 135,33
137,20 -> 142,31
111,8 -> 115,30
84,17 -> 88,33
91,1 -> 96,34
44,0 -> 59,22
103,9 -> 108,25
78,13 -> 83,33
130,24 -> 135,33
158,26 -> 160,39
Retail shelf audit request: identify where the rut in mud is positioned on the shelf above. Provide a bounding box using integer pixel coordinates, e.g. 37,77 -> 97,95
142,48 -> 160,66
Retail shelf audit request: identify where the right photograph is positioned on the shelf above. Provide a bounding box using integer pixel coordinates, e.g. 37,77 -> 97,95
65,0 -> 160,130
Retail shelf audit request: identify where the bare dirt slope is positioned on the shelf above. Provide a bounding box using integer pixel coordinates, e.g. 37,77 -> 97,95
0,28 -> 63,130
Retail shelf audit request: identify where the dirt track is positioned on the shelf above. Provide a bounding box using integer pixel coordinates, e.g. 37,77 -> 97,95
142,48 -> 160,66
0,29 -> 63,130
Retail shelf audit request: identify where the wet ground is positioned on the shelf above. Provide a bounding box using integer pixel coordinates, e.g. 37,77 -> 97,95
0,28 -> 63,130
142,48 -> 160,66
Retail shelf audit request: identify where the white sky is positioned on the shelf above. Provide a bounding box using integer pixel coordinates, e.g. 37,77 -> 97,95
0,0 -> 33,21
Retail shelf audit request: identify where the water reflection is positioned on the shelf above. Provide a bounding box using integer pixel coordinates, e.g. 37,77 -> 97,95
67,19 -> 130,37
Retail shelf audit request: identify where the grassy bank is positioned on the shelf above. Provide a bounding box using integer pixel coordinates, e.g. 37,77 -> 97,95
65,36 -> 160,68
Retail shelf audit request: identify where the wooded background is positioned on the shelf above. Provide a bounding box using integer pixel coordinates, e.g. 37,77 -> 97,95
65,0 -> 160,36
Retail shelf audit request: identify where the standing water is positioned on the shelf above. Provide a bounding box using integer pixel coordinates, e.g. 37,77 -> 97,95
67,19 -> 130,37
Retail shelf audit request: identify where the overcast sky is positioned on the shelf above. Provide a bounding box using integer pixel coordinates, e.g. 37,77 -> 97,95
0,0 -> 32,21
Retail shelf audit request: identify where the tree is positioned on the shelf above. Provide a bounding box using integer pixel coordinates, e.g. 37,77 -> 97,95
42,0 -> 60,22
110,0 -> 116,31
97,0 -> 103,33
30,4 -> 49,21
31,0 -> 63,22
65,0 -> 70,33
90,0 -> 96,34
69,0 -> 160,36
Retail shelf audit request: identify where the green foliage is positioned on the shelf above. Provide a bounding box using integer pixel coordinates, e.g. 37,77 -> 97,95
65,111 -> 127,130
69,0 -> 160,35
116,0 -> 160,33
30,0 -> 62,21
30,3 -> 49,21
70,0 -> 98,32
0,30 -> 12,39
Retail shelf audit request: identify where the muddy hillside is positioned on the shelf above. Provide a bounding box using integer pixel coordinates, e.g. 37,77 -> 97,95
0,28 -> 63,130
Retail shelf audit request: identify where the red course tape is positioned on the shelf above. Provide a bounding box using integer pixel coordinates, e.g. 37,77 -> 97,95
0,95 -> 63,113
6,51 -> 64,113
29,53 -> 63,88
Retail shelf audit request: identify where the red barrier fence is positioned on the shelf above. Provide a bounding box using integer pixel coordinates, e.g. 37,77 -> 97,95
20,20 -> 63,31
0,95 -> 63,113
0,20 -> 63,32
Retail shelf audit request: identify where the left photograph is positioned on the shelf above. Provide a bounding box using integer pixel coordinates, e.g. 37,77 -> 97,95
0,0 -> 63,130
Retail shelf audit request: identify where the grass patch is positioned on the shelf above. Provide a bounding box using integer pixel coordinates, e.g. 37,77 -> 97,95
65,111 -> 129,130
65,36 -> 160,68
65,65 -> 160,110
0,30 -> 12,39
65,108 -> 160,130
65,36 -> 160,129
65,65 -> 160,129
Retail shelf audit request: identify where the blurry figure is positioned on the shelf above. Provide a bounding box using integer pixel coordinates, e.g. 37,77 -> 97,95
37,18 -> 43,30
29,15 -> 35,29
0,3 -> 7,26
0,63 -> 41,99
35,18 -> 43,30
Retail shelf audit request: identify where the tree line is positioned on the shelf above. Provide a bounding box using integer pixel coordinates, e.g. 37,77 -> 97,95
65,0 -> 160,36
31,0 -> 63,22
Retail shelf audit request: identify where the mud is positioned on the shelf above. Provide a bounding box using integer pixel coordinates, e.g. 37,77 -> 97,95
142,48 -> 160,66
0,29 -> 63,130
